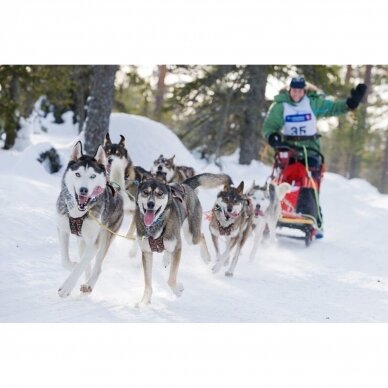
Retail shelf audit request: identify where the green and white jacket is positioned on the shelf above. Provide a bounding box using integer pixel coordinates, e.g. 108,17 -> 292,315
262,90 -> 349,152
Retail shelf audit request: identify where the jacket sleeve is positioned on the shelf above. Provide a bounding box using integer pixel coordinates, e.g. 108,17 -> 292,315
310,94 -> 349,118
262,102 -> 284,141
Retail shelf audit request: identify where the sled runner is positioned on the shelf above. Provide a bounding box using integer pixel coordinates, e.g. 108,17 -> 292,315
271,145 -> 324,246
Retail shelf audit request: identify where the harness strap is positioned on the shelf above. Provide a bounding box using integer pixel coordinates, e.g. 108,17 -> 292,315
69,213 -> 88,236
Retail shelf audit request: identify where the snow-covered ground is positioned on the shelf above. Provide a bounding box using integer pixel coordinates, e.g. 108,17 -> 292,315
1,112 -> 388,323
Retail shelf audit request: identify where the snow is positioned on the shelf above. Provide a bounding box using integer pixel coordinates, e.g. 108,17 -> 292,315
1,111 -> 388,323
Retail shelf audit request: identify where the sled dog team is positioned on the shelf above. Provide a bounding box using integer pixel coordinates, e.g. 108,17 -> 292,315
57,134 -> 290,305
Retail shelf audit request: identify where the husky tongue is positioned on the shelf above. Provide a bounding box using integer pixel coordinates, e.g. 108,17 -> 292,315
144,210 -> 156,226
91,186 -> 104,198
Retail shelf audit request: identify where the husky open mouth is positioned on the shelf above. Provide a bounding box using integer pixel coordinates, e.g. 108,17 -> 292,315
75,191 -> 92,211
143,206 -> 162,226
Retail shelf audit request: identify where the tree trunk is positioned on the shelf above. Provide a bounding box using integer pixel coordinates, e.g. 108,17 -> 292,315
84,65 -> 118,155
4,74 -> 20,150
239,65 -> 269,165
154,65 -> 167,122
380,130 -> 388,193
348,65 -> 372,179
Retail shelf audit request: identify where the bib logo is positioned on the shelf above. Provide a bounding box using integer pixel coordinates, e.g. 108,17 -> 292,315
285,113 -> 312,123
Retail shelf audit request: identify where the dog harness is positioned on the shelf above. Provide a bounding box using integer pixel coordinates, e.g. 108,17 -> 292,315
216,219 -> 234,236
148,235 -> 165,253
69,213 -> 88,236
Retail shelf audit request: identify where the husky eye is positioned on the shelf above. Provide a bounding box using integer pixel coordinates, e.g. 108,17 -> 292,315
75,172 -> 81,177
142,189 -> 149,196
156,191 -> 164,198
90,174 -> 96,179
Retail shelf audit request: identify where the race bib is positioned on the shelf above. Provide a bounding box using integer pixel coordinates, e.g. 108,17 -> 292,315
283,97 -> 317,137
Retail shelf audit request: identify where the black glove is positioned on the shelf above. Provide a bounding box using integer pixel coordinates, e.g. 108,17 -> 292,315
268,133 -> 285,148
346,83 -> 367,110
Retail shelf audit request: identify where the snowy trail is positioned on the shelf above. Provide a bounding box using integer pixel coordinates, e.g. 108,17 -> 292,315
1,112 -> 388,322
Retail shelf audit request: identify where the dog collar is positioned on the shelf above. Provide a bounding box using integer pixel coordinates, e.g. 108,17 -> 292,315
69,213 -> 88,236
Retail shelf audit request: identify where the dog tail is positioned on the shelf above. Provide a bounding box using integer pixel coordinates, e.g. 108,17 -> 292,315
183,173 -> 233,190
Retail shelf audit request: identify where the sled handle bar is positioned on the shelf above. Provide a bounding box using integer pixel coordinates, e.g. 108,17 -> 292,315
274,145 -> 325,164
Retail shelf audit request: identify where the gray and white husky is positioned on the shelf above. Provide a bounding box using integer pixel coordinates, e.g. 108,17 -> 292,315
135,172 -> 232,306
209,182 -> 253,277
246,181 -> 291,261
56,141 -> 124,297
151,154 -> 195,183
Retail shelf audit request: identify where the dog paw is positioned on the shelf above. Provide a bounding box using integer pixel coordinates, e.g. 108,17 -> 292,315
58,287 -> 70,298
80,284 -> 92,294
225,271 -> 234,277
212,263 -> 222,274
135,300 -> 151,308
171,283 -> 184,297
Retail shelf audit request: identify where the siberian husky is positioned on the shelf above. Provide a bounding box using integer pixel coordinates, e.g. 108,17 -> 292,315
151,154 -> 195,183
135,172 -> 232,306
209,182 -> 253,277
246,181 -> 291,260
57,141 -> 124,297
103,133 -> 153,255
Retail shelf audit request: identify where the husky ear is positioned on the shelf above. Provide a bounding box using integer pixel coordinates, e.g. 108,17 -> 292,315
247,180 -> 255,194
236,181 -> 244,194
70,141 -> 83,161
119,135 -> 126,147
170,155 -> 175,162
104,133 -> 111,146
94,145 -> 107,166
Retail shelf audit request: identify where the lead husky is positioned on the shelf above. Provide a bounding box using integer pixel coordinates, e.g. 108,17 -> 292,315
57,141 -> 124,297
135,172 -> 232,306
209,182 -> 253,277
246,181 -> 291,261
151,154 -> 195,183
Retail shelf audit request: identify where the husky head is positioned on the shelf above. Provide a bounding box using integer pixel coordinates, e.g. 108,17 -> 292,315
151,154 -> 175,182
103,133 -> 129,174
64,142 -> 107,212
214,181 -> 245,222
246,181 -> 271,217
136,179 -> 170,227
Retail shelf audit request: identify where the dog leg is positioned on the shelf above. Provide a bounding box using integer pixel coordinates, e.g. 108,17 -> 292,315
77,240 -> 91,281
249,222 -> 265,262
58,228 -> 76,271
225,246 -> 241,277
167,244 -> 184,297
163,251 -> 171,268
127,215 -> 138,258
211,233 -> 221,260
81,233 -> 112,293
212,239 -> 234,273
199,233 -> 211,264
136,252 -> 153,307
267,219 -> 277,244
58,243 -> 98,298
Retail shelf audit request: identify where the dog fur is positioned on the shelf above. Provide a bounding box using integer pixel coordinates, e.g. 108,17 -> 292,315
135,172 -> 232,306
246,181 -> 291,260
209,181 -> 253,277
57,141 -> 124,297
151,154 -> 195,183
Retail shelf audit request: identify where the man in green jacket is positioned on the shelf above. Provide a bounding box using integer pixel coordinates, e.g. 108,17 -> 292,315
263,76 -> 367,152
262,76 -> 367,238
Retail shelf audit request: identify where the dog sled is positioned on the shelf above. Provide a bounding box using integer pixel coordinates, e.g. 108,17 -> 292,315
271,144 -> 324,246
